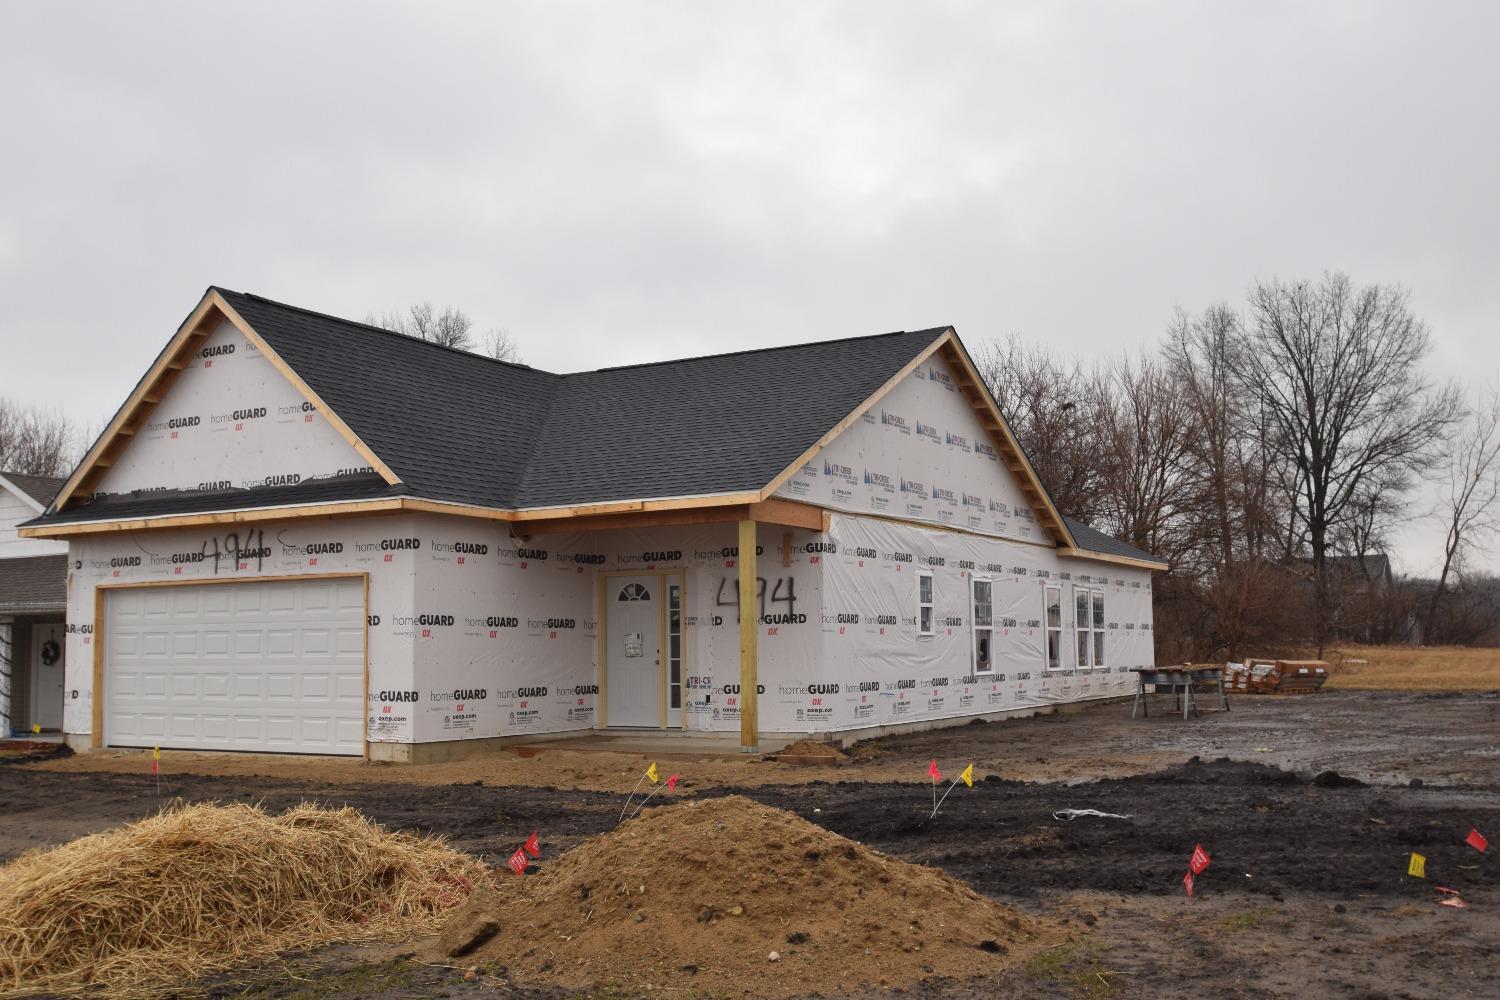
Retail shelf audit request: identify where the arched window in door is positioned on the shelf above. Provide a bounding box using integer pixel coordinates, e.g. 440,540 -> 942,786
618,583 -> 652,602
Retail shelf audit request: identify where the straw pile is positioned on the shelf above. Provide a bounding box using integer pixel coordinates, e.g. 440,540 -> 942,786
444,795 -> 1053,996
0,802 -> 485,997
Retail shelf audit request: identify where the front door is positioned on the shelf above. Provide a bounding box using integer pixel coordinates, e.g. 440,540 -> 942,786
30,623 -> 64,731
608,576 -> 662,727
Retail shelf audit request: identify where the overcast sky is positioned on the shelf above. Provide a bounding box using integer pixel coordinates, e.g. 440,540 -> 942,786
3,2 -> 1497,574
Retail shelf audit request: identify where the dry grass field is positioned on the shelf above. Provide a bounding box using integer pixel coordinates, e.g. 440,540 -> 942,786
1322,644 -> 1500,690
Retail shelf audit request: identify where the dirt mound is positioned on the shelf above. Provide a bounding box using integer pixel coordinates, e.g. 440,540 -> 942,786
443,795 -> 1053,996
774,739 -> 847,762
0,802 -> 484,997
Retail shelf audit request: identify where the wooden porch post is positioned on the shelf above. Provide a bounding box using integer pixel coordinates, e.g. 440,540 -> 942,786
738,518 -> 759,752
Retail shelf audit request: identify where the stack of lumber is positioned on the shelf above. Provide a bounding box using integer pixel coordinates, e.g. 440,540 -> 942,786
1221,659 -> 1330,694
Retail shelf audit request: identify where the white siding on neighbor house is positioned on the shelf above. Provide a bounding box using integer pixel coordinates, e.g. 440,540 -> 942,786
775,353 -> 1052,546
0,486 -> 66,558
93,318 -> 373,498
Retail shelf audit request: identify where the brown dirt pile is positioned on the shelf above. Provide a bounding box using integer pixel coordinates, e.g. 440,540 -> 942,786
443,795 -> 1053,996
774,739 -> 847,761
0,802 -> 484,997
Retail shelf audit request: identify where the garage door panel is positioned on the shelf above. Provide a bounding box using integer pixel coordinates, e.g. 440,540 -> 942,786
107,578 -> 364,755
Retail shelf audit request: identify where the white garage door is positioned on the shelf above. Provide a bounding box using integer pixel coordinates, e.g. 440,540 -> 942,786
106,577 -> 365,755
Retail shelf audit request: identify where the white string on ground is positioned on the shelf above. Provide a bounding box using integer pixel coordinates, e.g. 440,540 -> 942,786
1052,808 -> 1133,821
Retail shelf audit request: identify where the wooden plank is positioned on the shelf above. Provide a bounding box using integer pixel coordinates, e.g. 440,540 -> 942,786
596,572 -> 608,728
19,498 -> 410,538
519,504 -> 751,536
745,497 -> 828,531
738,519 -> 758,751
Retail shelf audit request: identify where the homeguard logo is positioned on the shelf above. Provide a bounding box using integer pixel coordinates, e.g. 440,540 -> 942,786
822,459 -> 856,483
884,550 -> 914,563
962,492 -> 985,509
263,474 -> 302,487
431,688 -> 488,703
470,616 -> 519,628
714,545 -> 763,558
431,540 -> 488,555
557,684 -> 600,696
108,556 -> 142,568
558,552 -> 607,565
880,410 -> 911,433
146,415 -> 200,432
371,691 -> 419,703
926,555 -> 946,566
211,407 -> 268,425
759,612 -> 807,625
380,537 -> 421,551
927,366 -> 955,389
933,485 -> 958,505
721,683 -> 767,695
201,343 -> 235,358
802,541 -> 836,554
197,480 -> 232,491
976,442 -> 999,460
863,469 -> 894,492
283,540 -> 344,557
278,401 -> 318,416
885,678 -> 917,691
528,618 -> 577,629
416,614 -> 456,627
900,478 -> 928,499
822,612 -> 860,624
334,466 -> 372,477
946,431 -> 970,451
498,686 -> 550,699
915,420 -> 941,442
152,551 -> 205,566
620,549 -> 679,564
501,546 -> 549,561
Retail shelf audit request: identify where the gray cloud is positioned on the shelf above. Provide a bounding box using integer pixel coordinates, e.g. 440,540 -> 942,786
3,1 -> 1496,572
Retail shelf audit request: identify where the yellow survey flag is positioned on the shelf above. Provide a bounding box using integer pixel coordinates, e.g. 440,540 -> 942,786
1408,852 -> 1426,878
960,763 -> 975,788
152,746 -> 161,761
646,761 -> 659,784
31,724 -> 40,735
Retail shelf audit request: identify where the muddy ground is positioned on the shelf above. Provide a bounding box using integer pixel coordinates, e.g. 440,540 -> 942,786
4,690 -> 1499,998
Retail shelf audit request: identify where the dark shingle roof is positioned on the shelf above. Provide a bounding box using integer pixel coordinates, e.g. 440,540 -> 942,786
1,472 -> 65,507
219,289 -> 945,510
1063,516 -> 1166,567
28,473 -> 400,527
0,554 -> 67,613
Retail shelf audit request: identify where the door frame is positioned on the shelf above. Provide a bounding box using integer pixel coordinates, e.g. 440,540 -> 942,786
597,569 -> 688,730
92,572 -> 370,758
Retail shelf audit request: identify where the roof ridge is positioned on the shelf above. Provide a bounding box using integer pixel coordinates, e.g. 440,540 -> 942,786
576,326 -> 953,376
212,287 -> 554,375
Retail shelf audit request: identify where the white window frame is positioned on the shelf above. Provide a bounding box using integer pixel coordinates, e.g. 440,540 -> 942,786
1044,584 -> 1062,672
1091,589 -> 1106,670
971,575 -> 994,674
916,569 -> 935,637
1074,586 -> 1093,669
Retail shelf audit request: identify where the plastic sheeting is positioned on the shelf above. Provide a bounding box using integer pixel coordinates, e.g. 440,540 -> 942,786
94,319 -> 371,497
776,353 -> 1050,545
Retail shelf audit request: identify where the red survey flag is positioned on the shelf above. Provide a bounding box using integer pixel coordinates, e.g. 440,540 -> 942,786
1466,827 -> 1488,853
1182,870 -> 1194,897
928,759 -> 942,782
666,773 -> 680,791
524,830 -> 540,858
508,846 -> 529,876
150,759 -> 159,776
1190,844 -> 1211,875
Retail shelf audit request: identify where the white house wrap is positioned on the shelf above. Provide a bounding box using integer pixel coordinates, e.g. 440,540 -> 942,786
24,287 -> 1165,760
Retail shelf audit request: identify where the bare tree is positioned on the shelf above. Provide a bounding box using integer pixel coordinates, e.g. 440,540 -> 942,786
0,397 -> 78,477
1425,384 -> 1500,640
1094,352 -> 1194,558
976,335 -> 1109,524
367,302 -> 475,351
482,327 -> 521,363
1231,273 -> 1461,652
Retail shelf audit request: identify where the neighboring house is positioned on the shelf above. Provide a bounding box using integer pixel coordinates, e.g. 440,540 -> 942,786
21,287 -> 1166,761
0,471 -> 68,735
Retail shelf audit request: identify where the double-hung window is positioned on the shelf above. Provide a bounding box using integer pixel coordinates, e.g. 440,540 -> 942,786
972,577 -> 994,673
1074,586 -> 1105,669
1044,585 -> 1062,671
916,570 -> 935,636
